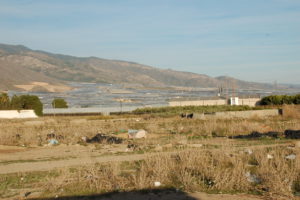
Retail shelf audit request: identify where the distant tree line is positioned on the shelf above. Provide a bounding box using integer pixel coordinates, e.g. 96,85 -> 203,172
0,93 -> 43,116
261,94 -> 300,105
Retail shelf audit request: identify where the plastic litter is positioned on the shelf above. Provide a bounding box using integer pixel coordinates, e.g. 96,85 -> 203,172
128,129 -> 147,139
267,154 -> 274,159
154,181 -> 161,187
48,139 -> 59,145
245,172 -> 261,184
244,149 -> 253,155
285,154 -> 296,160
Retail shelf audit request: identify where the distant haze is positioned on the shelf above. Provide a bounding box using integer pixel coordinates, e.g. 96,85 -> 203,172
0,0 -> 299,84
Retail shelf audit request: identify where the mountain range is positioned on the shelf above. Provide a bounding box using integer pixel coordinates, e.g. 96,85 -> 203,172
0,43 -> 279,92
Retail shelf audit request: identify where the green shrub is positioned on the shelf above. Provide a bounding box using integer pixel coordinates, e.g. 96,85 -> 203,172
0,93 -> 10,109
18,95 -> 43,116
52,98 -> 68,108
133,105 -> 255,115
261,94 -> 300,105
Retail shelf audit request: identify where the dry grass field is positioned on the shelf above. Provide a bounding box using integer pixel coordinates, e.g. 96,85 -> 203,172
0,105 -> 300,200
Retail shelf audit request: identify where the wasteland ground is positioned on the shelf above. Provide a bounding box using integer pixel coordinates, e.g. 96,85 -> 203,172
0,107 -> 299,200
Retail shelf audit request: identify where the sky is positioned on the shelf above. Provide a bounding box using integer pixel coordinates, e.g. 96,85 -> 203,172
0,0 -> 300,84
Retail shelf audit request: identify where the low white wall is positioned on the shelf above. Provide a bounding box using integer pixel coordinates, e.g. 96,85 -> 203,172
239,98 -> 261,107
0,110 -> 38,119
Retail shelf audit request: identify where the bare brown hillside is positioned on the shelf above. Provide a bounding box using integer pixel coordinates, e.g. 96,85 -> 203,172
0,43 -> 277,91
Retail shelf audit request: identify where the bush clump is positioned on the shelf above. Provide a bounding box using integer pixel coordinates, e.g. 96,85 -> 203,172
0,93 -> 43,116
261,94 -> 300,105
52,98 -> 68,108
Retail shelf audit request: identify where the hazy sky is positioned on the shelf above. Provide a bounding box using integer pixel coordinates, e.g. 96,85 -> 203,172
0,0 -> 299,84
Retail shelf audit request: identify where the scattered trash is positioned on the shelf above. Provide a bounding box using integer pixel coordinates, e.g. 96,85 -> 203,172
82,133 -> 123,144
154,181 -> 161,187
285,154 -> 296,160
47,133 -> 56,140
245,172 -> 261,184
47,132 -> 64,140
284,130 -> 300,139
180,113 -> 193,119
15,134 -> 21,140
24,191 -> 32,198
128,129 -> 147,139
267,154 -> 274,159
126,143 -> 139,151
48,139 -> 59,146
244,149 -> 253,155
230,131 -> 279,139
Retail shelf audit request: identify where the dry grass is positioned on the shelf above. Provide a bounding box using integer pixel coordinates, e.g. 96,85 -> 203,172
34,147 -> 299,199
1,111 -> 300,199
282,105 -> 300,119
0,113 -> 299,146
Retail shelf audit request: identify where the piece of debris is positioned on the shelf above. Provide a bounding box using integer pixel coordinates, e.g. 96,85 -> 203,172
245,172 -> 261,184
230,131 -> 279,139
24,191 -> 32,198
285,154 -> 296,160
154,181 -> 161,187
128,129 -> 147,139
47,132 -> 64,140
267,154 -> 274,159
284,130 -> 300,139
187,113 -> 193,119
82,133 -> 123,144
244,149 -> 253,155
180,113 -> 193,119
126,143 -> 139,151
15,134 -> 21,140
48,139 -> 59,146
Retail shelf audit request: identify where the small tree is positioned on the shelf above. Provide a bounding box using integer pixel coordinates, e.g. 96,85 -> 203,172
0,93 -> 10,109
52,98 -> 68,108
19,95 -> 43,116
10,95 -> 22,109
